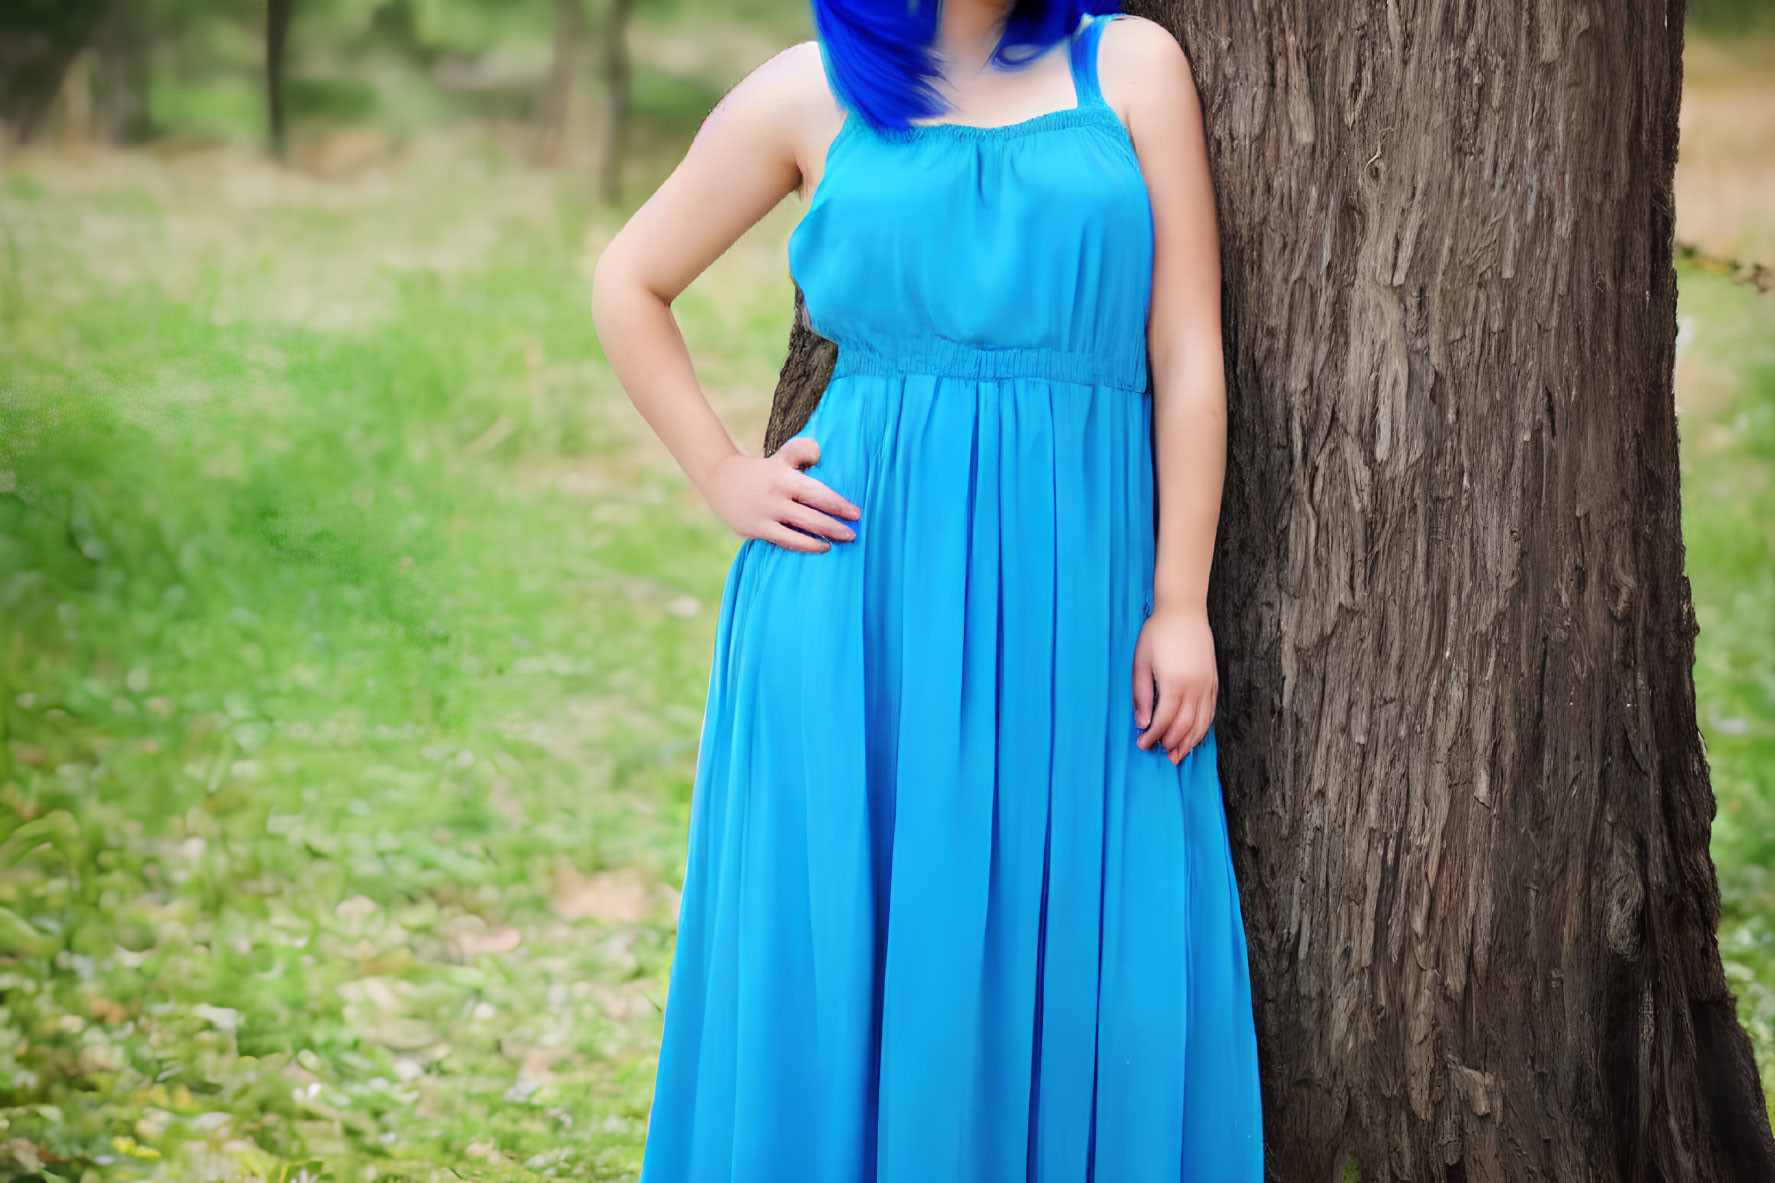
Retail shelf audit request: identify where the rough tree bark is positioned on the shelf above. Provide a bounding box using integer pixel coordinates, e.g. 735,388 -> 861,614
764,1 -> 1775,1179
1143,0 -> 1775,1177
763,287 -> 837,458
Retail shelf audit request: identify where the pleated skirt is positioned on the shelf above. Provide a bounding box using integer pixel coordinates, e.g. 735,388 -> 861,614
638,369 -> 1264,1183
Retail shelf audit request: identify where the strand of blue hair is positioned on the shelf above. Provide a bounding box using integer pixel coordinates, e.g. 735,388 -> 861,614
809,0 -> 1124,135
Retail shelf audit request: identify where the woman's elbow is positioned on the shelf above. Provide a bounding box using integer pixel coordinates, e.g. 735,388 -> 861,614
589,239 -> 632,338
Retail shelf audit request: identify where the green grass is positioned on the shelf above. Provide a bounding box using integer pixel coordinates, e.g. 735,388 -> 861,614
1681,272 -> 1775,1107
0,133 -> 788,1179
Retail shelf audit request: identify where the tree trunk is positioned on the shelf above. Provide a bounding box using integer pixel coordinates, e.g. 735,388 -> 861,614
764,286 -> 837,458
535,0 -> 585,165
764,1 -> 1775,1178
96,0 -> 150,144
598,0 -> 635,202
0,32 -> 70,143
0,0 -> 105,143
1154,0 -> 1771,1177
266,0 -> 296,159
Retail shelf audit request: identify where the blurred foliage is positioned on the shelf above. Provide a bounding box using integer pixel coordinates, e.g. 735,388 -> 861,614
0,0 -> 110,45
1691,0 -> 1775,33
2,0 -> 810,159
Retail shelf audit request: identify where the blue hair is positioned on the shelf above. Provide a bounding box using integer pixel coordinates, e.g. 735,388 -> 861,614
810,1 -> 1123,136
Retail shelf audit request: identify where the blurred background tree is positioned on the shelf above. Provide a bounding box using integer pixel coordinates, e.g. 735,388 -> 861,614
0,0 -> 787,196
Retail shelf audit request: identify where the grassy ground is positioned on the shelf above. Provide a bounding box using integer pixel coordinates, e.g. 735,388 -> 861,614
1,43 -> 1772,1183
1676,34 -> 1775,1113
0,129 -> 800,1180
1682,248 -> 1775,1117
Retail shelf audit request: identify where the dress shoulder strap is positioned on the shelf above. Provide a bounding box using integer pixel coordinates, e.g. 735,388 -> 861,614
1067,12 -> 1121,111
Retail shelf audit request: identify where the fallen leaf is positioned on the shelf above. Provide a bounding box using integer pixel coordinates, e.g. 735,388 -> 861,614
449,915 -> 523,960
551,861 -> 672,926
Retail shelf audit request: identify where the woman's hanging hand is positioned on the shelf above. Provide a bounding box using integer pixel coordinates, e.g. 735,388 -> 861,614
699,435 -> 862,554
1132,604 -> 1219,764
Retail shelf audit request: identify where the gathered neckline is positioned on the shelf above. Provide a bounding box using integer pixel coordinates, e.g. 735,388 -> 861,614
793,13 -> 1131,218
895,102 -> 1120,141
885,13 -> 1110,142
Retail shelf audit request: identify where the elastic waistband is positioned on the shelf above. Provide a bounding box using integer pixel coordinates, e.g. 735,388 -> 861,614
829,333 -> 1148,393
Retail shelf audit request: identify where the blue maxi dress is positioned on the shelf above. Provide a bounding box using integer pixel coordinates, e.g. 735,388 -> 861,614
639,13 -> 1264,1181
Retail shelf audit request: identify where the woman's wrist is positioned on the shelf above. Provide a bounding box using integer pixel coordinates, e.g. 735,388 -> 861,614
1150,560 -> 1209,616
688,441 -> 744,498
1150,590 -> 1209,617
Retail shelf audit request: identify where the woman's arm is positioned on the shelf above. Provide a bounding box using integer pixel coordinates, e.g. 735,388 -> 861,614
590,41 -> 860,553
1105,16 -> 1228,763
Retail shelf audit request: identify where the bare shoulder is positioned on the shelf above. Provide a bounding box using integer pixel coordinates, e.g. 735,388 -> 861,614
771,39 -> 848,197
783,38 -> 845,120
697,39 -> 833,153
1097,13 -> 1194,74
1095,14 -> 1200,122
732,38 -> 837,111
1093,13 -> 1207,142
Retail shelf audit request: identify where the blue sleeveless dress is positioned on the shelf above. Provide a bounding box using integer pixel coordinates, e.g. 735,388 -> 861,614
639,13 -> 1264,1181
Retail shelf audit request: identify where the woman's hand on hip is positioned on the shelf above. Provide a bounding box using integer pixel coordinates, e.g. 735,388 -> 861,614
700,435 -> 861,553
1132,604 -> 1218,764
